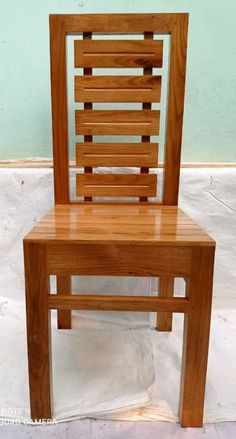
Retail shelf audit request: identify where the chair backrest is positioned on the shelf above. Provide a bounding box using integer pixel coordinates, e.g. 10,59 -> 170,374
50,13 -> 188,205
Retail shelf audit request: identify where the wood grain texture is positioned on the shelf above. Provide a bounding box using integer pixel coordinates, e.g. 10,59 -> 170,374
24,242 -> 52,420
24,205 -> 214,246
163,14 -> 188,205
75,110 -> 160,136
44,243 -> 192,277
82,31 -> 93,202
25,14 -> 216,428
49,13 -> 189,205
74,75 -> 162,102
48,294 -> 190,313
56,276 -> 71,329
140,31 -> 154,202
49,15 -> 70,204
179,246 -> 215,427
76,143 -> 158,167
74,40 -> 163,68
50,13 -> 176,34
76,173 -> 157,197
156,276 -> 174,331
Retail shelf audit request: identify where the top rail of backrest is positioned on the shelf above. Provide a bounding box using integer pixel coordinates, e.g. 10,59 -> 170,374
49,13 -> 188,205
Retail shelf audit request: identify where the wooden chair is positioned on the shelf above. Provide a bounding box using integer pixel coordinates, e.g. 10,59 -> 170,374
24,13 -> 215,427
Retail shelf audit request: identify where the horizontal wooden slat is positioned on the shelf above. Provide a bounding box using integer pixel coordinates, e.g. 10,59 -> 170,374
75,110 -> 160,135
48,294 -> 190,313
76,173 -> 157,197
31,222 -> 208,233
50,13 -> 182,34
74,75 -> 162,102
74,40 -> 163,68
25,205 -> 214,246
76,143 -> 158,167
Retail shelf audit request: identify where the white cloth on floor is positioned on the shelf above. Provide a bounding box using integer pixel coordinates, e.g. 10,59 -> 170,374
0,167 -> 236,423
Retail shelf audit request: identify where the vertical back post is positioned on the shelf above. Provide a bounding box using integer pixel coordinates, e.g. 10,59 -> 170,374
50,16 -> 70,204
163,14 -> 188,205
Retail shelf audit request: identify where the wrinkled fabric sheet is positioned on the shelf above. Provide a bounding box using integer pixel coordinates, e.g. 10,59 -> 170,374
0,167 -> 236,423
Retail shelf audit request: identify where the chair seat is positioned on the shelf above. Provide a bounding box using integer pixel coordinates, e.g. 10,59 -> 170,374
25,204 -> 214,246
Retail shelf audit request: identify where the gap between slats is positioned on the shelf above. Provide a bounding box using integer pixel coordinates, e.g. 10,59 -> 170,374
83,32 -> 93,201
141,31 -> 154,202
74,32 -> 161,202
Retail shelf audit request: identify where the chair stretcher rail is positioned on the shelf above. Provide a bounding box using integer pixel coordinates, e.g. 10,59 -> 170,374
48,294 -> 190,312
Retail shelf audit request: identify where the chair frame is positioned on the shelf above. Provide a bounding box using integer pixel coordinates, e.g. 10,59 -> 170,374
24,13 -> 215,428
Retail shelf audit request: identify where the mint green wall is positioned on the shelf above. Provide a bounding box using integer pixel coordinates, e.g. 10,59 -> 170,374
0,0 -> 235,162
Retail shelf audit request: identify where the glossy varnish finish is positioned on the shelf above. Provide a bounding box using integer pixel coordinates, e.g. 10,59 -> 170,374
75,109 -> 160,136
74,39 -> 163,68
74,75 -> 162,103
76,143 -> 158,167
25,205 -> 213,246
24,13 -> 216,428
49,13 -> 187,204
76,174 -> 157,198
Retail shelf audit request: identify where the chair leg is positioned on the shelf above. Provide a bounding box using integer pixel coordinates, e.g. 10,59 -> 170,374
156,276 -> 174,331
179,246 -> 215,427
57,276 -> 72,329
24,241 -> 52,420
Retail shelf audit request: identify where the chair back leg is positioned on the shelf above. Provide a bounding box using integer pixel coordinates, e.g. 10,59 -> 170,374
156,276 -> 174,332
57,275 -> 72,329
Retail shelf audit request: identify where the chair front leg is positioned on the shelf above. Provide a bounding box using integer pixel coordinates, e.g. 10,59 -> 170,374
156,276 -> 174,331
24,241 -> 52,421
57,275 -> 72,329
179,246 -> 215,427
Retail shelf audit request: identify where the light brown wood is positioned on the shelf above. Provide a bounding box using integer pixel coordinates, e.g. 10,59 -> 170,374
74,40 -> 163,68
24,242 -> 52,420
179,246 -> 215,427
74,75 -> 162,102
49,13 -> 189,204
75,110 -> 160,136
51,13 -> 175,34
23,14 -> 216,427
163,14 -> 188,205
76,173 -> 157,197
49,15 -> 69,204
140,30 -> 154,202
82,31 -> 93,202
45,243 -> 192,278
25,205 -> 214,246
76,143 -> 158,168
48,294 -> 190,313
57,276 -> 71,329
157,276 -> 174,331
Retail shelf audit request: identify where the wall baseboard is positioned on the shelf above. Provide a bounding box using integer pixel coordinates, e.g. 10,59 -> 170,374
0,159 -> 236,169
